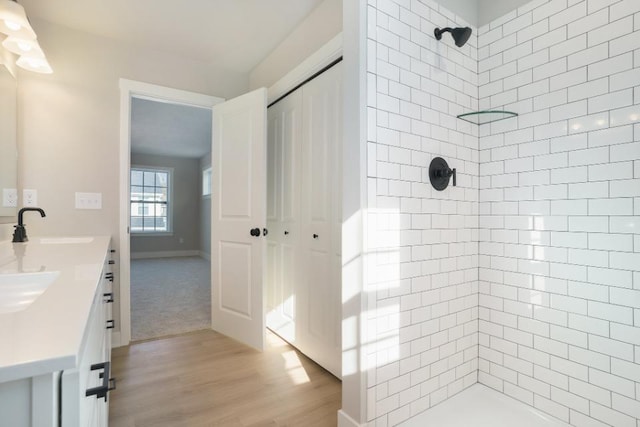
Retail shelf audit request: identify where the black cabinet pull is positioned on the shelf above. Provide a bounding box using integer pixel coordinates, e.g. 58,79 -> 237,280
263,228 -> 269,236
110,249 -> 116,253
284,231 -> 289,235
105,272 -> 114,282
106,320 -> 115,329
313,234 -> 319,239
86,362 -> 115,401
250,228 -> 261,237
108,260 -> 115,265
103,293 -> 114,303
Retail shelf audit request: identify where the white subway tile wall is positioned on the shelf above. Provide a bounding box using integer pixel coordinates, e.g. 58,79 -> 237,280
366,0 -> 479,425
478,1 -> 640,427
365,0 -> 639,426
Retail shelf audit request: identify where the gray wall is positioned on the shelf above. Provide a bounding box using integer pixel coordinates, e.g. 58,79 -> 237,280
130,153 -> 200,254
199,153 -> 211,258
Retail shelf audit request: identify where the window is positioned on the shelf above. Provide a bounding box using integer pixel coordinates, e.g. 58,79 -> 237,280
202,167 -> 212,196
130,167 -> 171,233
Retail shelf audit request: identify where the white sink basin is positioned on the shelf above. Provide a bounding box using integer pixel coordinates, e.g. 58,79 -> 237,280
0,271 -> 60,313
39,237 -> 94,244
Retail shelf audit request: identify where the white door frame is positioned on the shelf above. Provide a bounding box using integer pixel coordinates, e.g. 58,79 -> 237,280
116,79 -> 223,347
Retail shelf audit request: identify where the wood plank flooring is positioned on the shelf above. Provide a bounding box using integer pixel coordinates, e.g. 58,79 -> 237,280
109,330 -> 342,427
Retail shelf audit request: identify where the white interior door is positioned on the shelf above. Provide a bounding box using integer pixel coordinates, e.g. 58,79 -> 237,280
266,89 -> 303,344
211,88 -> 267,351
299,63 -> 342,378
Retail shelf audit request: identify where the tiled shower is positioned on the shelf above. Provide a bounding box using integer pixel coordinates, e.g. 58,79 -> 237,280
364,0 -> 640,425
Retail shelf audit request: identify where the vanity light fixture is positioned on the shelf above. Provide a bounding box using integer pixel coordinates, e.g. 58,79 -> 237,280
0,0 -> 52,73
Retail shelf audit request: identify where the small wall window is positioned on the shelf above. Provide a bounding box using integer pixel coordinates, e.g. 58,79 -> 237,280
130,167 -> 172,234
202,167 -> 212,197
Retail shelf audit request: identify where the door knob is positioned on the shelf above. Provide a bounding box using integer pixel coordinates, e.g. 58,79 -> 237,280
250,228 -> 261,237
313,234 -> 319,239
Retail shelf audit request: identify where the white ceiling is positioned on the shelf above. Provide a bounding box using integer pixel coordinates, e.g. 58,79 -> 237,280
20,0 -> 324,73
130,98 -> 212,158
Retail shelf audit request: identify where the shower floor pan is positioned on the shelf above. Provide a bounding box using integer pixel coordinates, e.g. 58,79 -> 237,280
399,384 -> 570,427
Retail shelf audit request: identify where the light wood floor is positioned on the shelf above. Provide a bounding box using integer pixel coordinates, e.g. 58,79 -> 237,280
109,330 -> 342,427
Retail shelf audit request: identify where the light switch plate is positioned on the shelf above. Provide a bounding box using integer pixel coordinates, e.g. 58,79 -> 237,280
2,189 -> 18,207
75,192 -> 102,210
23,189 -> 37,207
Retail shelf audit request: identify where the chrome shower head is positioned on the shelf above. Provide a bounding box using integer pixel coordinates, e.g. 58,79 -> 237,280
434,26 -> 472,47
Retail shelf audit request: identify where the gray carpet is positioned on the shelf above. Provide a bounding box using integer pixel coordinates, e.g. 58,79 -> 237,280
131,256 -> 211,341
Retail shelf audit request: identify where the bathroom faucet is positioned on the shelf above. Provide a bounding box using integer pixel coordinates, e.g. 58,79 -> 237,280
12,207 -> 46,243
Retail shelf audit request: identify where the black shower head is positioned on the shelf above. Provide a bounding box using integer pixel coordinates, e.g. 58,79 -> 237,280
434,26 -> 472,47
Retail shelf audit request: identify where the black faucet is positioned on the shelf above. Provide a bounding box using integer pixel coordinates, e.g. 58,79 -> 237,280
12,207 -> 46,243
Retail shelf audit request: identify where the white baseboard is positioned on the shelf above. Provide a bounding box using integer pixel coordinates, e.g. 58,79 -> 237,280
131,250 -> 199,259
338,410 -> 364,427
199,251 -> 211,261
111,332 -> 125,348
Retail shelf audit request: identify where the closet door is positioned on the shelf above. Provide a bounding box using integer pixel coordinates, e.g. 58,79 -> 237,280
266,89 -> 303,344
299,63 -> 342,378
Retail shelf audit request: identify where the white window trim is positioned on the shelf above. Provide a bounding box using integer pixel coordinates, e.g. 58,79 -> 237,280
130,165 -> 174,236
202,166 -> 212,198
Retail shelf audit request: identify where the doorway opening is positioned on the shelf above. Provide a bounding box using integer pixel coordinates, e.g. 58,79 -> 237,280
129,96 -> 213,341
118,80 -> 223,346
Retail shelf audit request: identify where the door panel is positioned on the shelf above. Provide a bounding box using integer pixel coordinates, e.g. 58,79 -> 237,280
266,89 -> 303,344
219,109 -> 253,218
218,241 -> 252,317
212,88 -> 267,351
267,114 -> 278,222
266,63 -> 342,378
299,63 -> 342,378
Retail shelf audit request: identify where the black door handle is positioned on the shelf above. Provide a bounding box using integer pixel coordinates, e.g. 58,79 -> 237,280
103,293 -> 114,303
284,231 -> 289,235
106,320 -> 115,329
313,234 -> 319,239
250,228 -> 261,237
263,228 -> 269,236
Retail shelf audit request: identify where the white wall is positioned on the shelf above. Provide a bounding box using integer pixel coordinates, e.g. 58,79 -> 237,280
364,1 -> 480,424
477,0 -> 532,27
249,0 -> 342,89
432,0 -> 478,27
17,18 -> 249,336
477,1 -> 640,426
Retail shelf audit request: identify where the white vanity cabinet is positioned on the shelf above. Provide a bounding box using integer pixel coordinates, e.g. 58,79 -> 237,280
61,258 -> 114,427
0,237 -> 114,427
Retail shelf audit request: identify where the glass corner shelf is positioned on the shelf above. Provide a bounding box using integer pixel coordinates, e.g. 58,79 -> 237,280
457,110 -> 518,125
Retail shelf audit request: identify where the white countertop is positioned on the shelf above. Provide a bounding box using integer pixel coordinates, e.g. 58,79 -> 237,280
0,236 -> 111,383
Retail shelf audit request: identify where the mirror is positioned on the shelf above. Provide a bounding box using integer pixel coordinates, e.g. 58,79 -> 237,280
0,55 -> 17,219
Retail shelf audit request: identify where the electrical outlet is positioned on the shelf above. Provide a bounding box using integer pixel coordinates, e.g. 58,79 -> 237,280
2,189 -> 18,207
75,192 -> 102,210
23,189 -> 38,207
